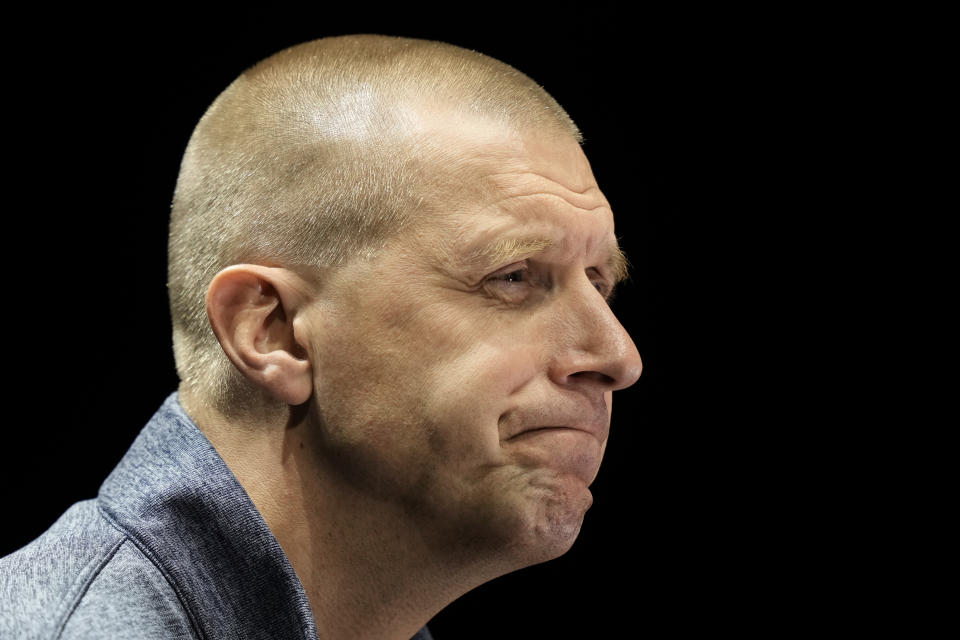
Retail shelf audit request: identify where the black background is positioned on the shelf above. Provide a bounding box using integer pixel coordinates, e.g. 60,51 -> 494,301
0,4 -> 789,637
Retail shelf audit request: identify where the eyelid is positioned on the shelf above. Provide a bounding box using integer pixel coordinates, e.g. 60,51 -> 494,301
481,261 -> 616,304
586,265 -> 607,282
481,261 -> 534,304
487,261 -> 528,279
586,267 -> 617,301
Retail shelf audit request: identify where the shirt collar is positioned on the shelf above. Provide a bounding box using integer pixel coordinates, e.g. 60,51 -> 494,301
97,392 -> 319,640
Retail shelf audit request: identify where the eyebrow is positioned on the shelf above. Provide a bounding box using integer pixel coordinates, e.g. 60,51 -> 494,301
463,236 -> 631,284
608,243 -> 630,284
464,237 -> 555,268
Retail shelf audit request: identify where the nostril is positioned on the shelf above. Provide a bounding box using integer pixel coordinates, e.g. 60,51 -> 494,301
569,371 -> 616,386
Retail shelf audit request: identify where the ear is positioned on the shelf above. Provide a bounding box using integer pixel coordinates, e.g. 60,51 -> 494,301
205,265 -> 314,406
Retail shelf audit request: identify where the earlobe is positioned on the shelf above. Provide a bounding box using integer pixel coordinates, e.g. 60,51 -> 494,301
206,265 -> 314,406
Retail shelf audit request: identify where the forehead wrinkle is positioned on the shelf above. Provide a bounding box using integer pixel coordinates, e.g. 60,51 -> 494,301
483,173 -> 610,214
484,192 -> 611,215
485,169 -> 604,197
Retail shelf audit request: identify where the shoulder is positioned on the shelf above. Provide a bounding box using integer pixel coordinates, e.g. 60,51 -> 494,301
0,500 -> 197,640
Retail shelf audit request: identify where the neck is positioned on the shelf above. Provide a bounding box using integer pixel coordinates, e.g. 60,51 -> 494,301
183,394 -> 499,640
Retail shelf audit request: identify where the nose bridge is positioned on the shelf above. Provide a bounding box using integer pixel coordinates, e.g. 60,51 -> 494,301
550,277 -> 642,391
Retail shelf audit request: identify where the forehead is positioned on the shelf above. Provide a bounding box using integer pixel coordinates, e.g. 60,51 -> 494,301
411,119 -> 617,267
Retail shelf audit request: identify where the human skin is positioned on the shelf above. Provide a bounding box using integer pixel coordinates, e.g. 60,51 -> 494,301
191,112 -> 643,639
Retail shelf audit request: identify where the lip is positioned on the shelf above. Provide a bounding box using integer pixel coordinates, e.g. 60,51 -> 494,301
503,411 -> 609,443
500,397 -> 610,443
506,425 -> 601,443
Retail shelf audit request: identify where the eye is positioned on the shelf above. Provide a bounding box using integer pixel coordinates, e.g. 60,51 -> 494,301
494,268 -> 528,283
595,282 -> 617,303
486,262 -> 530,284
483,262 -> 539,304
587,269 -> 616,302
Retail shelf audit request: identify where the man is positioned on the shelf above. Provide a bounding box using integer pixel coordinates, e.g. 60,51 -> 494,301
1,35 -> 641,639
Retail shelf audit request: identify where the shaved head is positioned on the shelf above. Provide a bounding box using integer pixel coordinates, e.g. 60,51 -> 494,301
168,35 -> 583,416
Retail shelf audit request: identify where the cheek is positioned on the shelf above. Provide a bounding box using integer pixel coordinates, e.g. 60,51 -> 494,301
312,292 -> 539,453
421,343 -> 538,457
314,276 -> 558,462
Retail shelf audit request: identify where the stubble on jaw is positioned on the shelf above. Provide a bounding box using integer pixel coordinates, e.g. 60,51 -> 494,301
405,452 -> 594,572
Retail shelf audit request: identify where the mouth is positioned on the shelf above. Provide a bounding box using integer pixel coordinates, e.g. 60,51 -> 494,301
503,425 -> 606,484
499,399 -> 610,444
506,426 -> 600,443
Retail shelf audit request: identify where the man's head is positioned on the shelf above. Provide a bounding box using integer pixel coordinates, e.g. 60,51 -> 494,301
168,34 -> 582,416
168,34 -> 641,572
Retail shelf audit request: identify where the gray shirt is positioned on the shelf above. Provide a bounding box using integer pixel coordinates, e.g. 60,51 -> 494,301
1,392 -> 433,639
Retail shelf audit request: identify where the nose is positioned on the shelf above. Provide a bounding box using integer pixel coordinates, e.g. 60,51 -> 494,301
547,278 -> 643,393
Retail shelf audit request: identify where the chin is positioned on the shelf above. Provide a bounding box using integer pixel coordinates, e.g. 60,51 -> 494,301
504,470 -> 595,567
431,464 -> 595,572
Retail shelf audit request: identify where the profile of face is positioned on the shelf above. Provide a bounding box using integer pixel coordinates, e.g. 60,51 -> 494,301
296,115 -> 642,569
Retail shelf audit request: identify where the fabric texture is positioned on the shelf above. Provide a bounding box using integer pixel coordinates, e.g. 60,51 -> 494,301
1,392 -> 434,640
